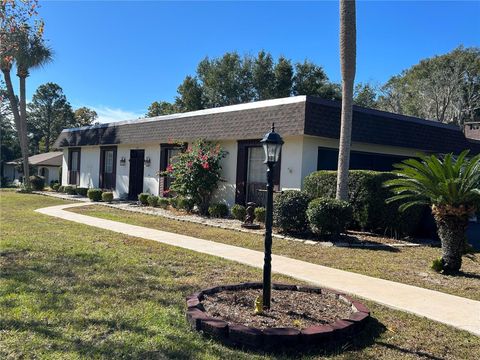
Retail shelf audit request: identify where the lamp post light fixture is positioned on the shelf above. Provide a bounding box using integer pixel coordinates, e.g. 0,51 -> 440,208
260,123 -> 284,309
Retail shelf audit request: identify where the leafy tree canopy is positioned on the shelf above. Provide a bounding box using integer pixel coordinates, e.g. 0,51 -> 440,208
28,82 -> 75,152
146,51 -> 341,116
74,107 -> 98,127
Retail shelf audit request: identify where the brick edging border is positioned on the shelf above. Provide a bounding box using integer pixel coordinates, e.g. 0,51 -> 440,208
186,282 -> 370,350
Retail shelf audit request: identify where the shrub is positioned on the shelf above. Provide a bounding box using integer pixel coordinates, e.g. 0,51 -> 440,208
431,258 -> 443,273
231,204 -> 246,221
51,182 -> 61,192
208,203 -> 229,218
102,192 -> 114,203
138,193 -> 149,205
75,187 -> 88,196
29,175 -> 45,191
158,198 -> 170,209
307,198 -> 352,237
304,170 -> 424,237
147,195 -> 159,207
178,197 -> 195,212
160,140 -> 227,215
64,186 -> 76,195
87,188 -> 103,202
273,190 -> 311,234
57,185 -> 65,193
254,207 -> 266,223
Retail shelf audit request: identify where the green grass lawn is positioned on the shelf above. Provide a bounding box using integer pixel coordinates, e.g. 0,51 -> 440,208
1,191 -> 479,359
69,203 -> 480,302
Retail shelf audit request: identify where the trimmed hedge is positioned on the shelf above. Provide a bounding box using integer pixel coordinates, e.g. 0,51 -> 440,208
273,190 -> 311,234
158,198 -> 169,209
51,182 -> 61,191
57,185 -> 65,193
147,195 -> 159,207
208,203 -> 229,218
254,207 -> 266,223
178,197 -> 195,212
102,192 -> 114,203
231,204 -> 246,221
64,186 -> 76,195
29,175 -> 45,191
138,193 -> 149,205
87,188 -> 103,202
307,198 -> 352,237
75,187 -> 88,197
303,170 -> 423,237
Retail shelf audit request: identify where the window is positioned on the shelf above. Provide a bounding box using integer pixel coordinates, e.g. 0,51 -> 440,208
68,148 -> 81,185
160,144 -> 185,196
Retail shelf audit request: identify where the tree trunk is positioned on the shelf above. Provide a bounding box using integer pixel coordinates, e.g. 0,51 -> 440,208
2,69 -> 30,188
18,75 -> 31,186
434,213 -> 469,273
336,0 -> 356,201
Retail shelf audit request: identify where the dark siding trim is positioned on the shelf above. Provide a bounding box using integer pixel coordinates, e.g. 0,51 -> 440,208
67,147 -> 81,185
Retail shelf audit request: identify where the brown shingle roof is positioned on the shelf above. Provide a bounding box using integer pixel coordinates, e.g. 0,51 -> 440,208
53,96 -> 480,155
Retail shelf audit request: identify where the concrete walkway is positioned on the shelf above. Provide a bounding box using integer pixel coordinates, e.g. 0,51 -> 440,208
36,203 -> 480,337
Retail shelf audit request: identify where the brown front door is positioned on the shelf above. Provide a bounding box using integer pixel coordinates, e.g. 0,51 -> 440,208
99,147 -> 117,190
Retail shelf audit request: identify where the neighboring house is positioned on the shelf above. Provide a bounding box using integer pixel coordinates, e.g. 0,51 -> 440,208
54,96 -> 480,207
4,151 -> 63,185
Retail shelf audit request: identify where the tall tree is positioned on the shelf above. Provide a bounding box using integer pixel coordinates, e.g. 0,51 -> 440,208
145,101 -> 177,117
175,75 -> 203,111
253,50 -> 275,100
273,56 -> 294,98
28,83 -> 75,152
354,82 -> 377,108
336,0 -> 357,201
293,60 -> 341,99
0,0 -> 45,188
378,46 -> 480,125
73,107 -> 98,127
0,83 -> 20,169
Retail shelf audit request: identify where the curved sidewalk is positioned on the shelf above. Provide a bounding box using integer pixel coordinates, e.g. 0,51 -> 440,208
36,203 -> 480,337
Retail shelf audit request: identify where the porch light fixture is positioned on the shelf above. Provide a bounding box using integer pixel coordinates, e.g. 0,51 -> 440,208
260,123 -> 283,310
144,157 -> 151,167
261,123 -> 284,164
120,157 -> 126,166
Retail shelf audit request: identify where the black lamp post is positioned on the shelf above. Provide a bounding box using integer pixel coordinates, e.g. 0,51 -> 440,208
260,123 -> 284,309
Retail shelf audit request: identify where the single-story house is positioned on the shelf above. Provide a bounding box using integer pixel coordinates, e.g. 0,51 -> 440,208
3,151 -> 63,185
54,96 -> 480,207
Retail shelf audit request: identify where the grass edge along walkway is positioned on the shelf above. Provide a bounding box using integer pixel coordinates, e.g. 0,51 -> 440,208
36,202 -> 480,337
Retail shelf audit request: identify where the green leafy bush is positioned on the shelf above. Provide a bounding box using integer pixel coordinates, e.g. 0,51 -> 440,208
178,197 -> 195,212
231,204 -> 246,221
273,190 -> 311,234
29,175 -> 45,191
102,192 -> 114,203
75,187 -> 88,196
64,186 -> 76,195
138,193 -> 149,205
147,195 -> 159,207
254,207 -> 266,223
208,203 -> 229,218
158,198 -> 170,209
431,258 -> 443,273
51,182 -> 61,192
307,198 -> 352,237
160,140 -> 227,215
57,185 -> 65,193
304,170 -> 423,237
87,188 -> 103,202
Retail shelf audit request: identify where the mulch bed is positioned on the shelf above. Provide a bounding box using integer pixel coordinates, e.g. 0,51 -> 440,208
202,288 -> 354,330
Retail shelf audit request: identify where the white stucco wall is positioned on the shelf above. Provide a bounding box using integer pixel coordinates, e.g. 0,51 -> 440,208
37,166 -> 60,184
61,150 -> 68,186
211,140 -> 238,207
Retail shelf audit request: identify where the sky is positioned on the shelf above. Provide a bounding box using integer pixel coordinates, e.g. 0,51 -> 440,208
20,0 -> 480,123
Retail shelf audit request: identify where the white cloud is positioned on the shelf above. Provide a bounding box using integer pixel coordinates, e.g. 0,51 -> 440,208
78,105 -> 144,124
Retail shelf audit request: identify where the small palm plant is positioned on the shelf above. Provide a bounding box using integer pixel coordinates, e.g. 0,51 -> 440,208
384,150 -> 480,273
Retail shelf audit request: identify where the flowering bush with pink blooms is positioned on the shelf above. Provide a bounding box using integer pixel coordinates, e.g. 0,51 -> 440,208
160,140 -> 227,215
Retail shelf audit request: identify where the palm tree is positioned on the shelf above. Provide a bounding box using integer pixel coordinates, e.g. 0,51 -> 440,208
385,151 -> 480,273
336,0 -> 357,201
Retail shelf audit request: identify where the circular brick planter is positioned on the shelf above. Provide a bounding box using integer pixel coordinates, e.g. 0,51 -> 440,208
186,282 -> 370,351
